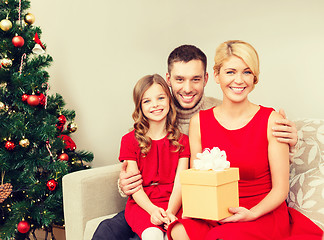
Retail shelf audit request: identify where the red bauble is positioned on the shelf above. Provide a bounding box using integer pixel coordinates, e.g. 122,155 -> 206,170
56,123 -> 64,132
46,179 -> 58,191
58,153 -> 69,161
27,95 -> 40,106
17,220 -> 30,234
38,93 -> 46,106
21,94 -> 29,102
12,35 -> 25,48
58,134 -> 77,151
58,115 -> 67,125
5,141 -> 15,151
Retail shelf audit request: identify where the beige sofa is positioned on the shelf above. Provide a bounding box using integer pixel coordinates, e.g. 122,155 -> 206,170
62,119 -> 324,240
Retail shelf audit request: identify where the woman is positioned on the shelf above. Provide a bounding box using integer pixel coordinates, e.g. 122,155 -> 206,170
167,40 -> 323,240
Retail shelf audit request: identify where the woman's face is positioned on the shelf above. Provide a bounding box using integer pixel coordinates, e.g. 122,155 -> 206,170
214,56 -> 255,104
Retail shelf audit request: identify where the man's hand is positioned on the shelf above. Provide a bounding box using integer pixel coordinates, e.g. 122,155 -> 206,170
119,161 -> 143,196
272,109 -> 298,148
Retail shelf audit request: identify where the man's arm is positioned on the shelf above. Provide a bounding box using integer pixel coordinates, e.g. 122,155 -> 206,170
118,160 -> 143,197
273,109 -> 298,152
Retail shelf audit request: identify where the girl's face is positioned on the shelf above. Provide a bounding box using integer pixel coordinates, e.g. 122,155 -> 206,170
214,56 -> 255,104
141,83 -> 170,123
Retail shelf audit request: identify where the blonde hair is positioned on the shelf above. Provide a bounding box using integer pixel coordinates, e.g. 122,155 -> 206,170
213,40 -> 260,84
132,74 -> 182,155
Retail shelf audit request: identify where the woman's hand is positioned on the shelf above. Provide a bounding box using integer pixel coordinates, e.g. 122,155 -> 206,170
150,207 -> 169,226
219,207 -> 258,223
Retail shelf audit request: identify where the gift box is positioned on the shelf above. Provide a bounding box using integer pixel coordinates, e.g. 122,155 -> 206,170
180,168 -> 240,221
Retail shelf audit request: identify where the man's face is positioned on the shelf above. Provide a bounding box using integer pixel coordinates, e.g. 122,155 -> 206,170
166,60 -> 208,110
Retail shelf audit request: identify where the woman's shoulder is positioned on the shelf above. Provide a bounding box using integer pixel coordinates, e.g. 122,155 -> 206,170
268,110 -> 284,123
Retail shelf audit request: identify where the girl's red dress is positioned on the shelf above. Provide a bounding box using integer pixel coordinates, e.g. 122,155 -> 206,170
167,106 -> 323,240
119,130 -> 190,238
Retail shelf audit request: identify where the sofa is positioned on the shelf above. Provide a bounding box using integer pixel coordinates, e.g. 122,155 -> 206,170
62,119 -> 324,240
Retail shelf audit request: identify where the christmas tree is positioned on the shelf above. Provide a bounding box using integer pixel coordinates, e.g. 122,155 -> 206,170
0,0 -> 94,239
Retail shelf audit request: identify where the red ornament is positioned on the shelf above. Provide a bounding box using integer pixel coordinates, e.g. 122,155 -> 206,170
5,141 -> 15,151
58,134 -> 77,151
56,123 -> 64,132
38,93 -> 46,106
46,179 -> 58,191
12,35 -> 25,48
58,153 -> 69,161
17,220 -> 30,234
34,32 -> 45,49
21,94 -> 29,102
27,95 -> 40,106
58,115 -> 67,125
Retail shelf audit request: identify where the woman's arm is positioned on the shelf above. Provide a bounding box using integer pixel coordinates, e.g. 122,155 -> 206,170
250,111 -> 290,216
166,157 -> 189,220
221,111 -> 290,222
189,113 -> 202,168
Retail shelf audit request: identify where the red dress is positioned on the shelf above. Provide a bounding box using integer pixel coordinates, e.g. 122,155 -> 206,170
167,106 -> 323,240
119,130 -> 190,237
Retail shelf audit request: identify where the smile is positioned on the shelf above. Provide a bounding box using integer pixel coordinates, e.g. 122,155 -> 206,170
230,87 -> 246,93
180,94 -> 195,103
150,109 -> 163,114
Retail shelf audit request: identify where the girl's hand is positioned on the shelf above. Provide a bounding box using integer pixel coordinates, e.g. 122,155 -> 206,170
163,211 -> 178,230
150,207 -> 168,226
219,207 -> 258,223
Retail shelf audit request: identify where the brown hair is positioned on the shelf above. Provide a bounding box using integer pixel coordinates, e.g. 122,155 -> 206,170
167,45 -> 207,74
132,74 -> 182,155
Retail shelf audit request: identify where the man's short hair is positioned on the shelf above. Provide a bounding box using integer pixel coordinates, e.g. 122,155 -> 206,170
167,45 -> 207,74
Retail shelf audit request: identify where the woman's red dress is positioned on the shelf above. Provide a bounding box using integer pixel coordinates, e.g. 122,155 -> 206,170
167,106 -> 323,240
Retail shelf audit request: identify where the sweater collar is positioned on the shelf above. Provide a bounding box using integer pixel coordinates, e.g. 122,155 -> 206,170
175,95 -> 205,120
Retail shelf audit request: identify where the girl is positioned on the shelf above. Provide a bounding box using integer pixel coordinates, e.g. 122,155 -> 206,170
119,74 -> 190,240
168,40 -> 323,240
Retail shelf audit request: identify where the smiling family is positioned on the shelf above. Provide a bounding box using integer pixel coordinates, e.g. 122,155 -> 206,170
92,41 -> 323,240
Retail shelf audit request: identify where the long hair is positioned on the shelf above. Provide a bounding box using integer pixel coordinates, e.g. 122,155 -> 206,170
213,40 -> 260,85
132,74 -> 182,155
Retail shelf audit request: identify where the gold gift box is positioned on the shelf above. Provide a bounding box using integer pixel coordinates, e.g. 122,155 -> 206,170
180,168 -> 240,221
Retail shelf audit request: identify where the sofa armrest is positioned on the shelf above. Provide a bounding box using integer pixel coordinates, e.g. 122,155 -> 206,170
63,163 -> 127,240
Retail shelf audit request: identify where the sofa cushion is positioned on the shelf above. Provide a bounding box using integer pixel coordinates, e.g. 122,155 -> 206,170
287,119 -> 324,230
84,213 -> 117,240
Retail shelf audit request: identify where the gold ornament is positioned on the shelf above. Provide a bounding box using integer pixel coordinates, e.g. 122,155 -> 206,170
67,122 -> 78,132
1,58 -> 12,68
19,138 -> 30,148
24,13 -> 35,25
0,18 -> 12,31
0,102 -> 5,110
0,82 -> 7,89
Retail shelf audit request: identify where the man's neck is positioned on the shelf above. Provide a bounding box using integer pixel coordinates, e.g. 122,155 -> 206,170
175,95 -> 205,119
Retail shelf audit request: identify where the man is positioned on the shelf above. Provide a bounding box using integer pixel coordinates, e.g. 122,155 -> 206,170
92,45 -> 298,240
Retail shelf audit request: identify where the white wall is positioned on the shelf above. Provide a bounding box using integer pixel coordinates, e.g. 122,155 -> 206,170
30,0 -> 324,167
